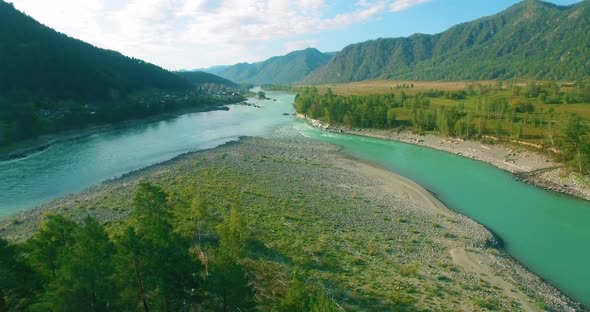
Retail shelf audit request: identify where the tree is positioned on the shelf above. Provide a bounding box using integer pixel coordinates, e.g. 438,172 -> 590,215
25,215 -> 78,283
133,182 -> 168,217
0,238 -> 39,311
206,254 -> 255,312
41,217 -> 116,312
204,207 -> 254,311
562,115 -> 589,174
115,184 -> 202,311
216,207 -> 249,259
132,182 -> 172,238
174,193 -> 211,244
114,228 -> 152,312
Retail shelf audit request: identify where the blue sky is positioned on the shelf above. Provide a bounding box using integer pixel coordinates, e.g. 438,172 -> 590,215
10,0 -> 582,70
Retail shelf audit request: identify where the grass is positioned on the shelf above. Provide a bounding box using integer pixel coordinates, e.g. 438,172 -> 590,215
3,138 -> 546,311
307,80 -> 482,96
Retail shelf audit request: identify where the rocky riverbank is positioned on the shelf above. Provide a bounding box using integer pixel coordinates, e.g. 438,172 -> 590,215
0,137 -> 584,311
297,114 -> 590,201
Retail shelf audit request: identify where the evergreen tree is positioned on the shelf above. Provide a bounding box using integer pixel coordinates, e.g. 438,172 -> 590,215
216,207 -> 249,259
205,207 -> 255,311
40,217 -> 116,312
25,215 -> 78,283
206,253 -> 255,312
115,183 -> 202,311
0,238 -> 39,311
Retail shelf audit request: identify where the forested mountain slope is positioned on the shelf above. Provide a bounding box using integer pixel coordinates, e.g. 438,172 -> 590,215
305,0 -> 590,83
177,71 -> 238,87
0,1 -> 240,145
0,1 -> 189,99
205,48 -> 333,84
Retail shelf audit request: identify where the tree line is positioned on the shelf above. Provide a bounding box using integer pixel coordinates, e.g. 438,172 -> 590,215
0,183 -> 340,312
0,88 -> 245,146
295,85 -> 590,174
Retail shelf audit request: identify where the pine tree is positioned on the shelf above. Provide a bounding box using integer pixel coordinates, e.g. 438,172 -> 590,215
41,217 -> 116,312
0,238 -> 39,311
115,183 -> 202,311
25,215 -> 78,283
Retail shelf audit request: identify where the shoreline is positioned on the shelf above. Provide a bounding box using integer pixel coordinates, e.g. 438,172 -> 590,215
350,154 -> 584,311
0,103 -> 235,162
0,136 -> 585,311
297,114 -> 590,201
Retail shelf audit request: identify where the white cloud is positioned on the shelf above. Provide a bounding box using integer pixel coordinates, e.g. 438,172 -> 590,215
10,0 -> 433,69
389,0 -> 431,12
177,0 -> 208,16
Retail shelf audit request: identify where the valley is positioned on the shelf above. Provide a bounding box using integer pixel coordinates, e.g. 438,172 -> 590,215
1,0 -> 589,311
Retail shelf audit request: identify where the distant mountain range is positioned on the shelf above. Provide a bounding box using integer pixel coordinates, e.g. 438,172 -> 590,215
305,0 -> 590,83
201,0 -> 589,85
200,48 -> 333,84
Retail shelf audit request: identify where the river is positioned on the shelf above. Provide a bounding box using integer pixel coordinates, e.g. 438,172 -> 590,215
0,91 -> 589,306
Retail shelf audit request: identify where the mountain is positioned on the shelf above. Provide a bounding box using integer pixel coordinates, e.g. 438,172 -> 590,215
195,65 -> 231,76
0,1 -> 240,145
205,48 -> 333,84
177,71 -> 238,87
305,0 -> 590,83
0,1 -> 191,99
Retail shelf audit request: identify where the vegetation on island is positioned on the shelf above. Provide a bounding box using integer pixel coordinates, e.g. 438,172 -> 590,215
1,138 -> 559,311
295,81 -> 590,174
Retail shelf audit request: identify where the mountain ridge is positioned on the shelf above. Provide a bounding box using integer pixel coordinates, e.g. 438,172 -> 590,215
0,1 -> 192,99
0,0 -> 240,145
202,48 -> 333,84
302,0 -> 590,83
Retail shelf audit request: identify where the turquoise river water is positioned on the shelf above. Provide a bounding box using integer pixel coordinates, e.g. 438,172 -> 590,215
0,91 -> 589,306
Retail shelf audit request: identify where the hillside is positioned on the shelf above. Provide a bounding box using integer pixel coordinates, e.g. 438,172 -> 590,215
0,1 -> 242,146
0,1 -> 190,99
205,48 -> 333,84
177,71 -> 238,87
305,0 -> 590,83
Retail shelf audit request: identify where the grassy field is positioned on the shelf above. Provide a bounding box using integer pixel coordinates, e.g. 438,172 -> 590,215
294,80 -> 590,147
308,80 -> 483,96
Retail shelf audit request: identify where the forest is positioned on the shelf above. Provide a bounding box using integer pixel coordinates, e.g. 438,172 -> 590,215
0,183 -> 339,312
294,81 -> 590,174
304,1 -> 590,84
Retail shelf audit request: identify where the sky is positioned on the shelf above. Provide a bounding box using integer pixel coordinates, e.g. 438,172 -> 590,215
9,0 -> 583,70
